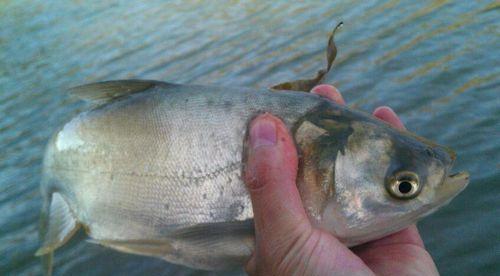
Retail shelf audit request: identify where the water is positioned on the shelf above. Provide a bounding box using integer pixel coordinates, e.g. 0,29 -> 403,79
1,1 -> 498,275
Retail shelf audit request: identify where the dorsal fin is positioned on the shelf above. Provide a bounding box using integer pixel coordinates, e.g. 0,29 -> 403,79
271,22 -> 343,92
69,79 -> 167,104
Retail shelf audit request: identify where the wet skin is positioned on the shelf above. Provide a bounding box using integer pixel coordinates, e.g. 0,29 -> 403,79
244,84 -> 439,275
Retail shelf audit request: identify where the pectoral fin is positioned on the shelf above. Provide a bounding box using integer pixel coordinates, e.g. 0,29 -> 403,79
89,220 -> 255,270
271,22 -> 343,92
87,239 -> 173,257
168,219 -> 255,268
169,219 -> 255,249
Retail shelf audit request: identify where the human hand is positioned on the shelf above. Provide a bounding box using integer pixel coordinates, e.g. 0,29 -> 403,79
243,84 -> 439,275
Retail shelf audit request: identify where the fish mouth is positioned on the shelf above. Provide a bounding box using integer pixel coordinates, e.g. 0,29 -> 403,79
439,171 -> 469,199
446,171 -> 469,186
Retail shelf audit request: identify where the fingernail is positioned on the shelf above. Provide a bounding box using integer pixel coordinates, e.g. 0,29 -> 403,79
374,106 -> 395,115
250,116 -> 277,149
373,106 -> 406,130
311,84 -> 345,105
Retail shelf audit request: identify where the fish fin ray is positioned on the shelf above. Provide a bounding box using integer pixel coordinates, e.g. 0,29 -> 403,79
69,79 -> 174,104
36,193 -> 80,257
88,238 -> 174,257
271,22 -> 343,92
88,220 -> 254,269
168,219 -> 255,266
169,219 -> 254,246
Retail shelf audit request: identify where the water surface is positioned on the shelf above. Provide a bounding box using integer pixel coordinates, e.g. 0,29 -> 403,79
1,1 -> 499,275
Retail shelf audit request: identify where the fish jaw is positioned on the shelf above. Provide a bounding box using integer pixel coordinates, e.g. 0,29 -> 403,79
435,171 -> 469,202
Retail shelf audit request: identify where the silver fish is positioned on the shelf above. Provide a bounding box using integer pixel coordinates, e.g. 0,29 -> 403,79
36,24 -> 469,273
36,80 -> 468,272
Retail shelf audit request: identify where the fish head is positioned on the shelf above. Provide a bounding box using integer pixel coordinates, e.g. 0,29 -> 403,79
294,109 -> 469,246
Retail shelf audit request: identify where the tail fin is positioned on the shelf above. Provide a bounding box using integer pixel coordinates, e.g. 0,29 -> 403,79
36,193 -> 81,275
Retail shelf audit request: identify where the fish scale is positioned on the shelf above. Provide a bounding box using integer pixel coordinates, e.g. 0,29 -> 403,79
36,81 -> 468,273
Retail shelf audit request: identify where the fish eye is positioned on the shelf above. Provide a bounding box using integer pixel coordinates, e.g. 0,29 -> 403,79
387,171 -> 421,199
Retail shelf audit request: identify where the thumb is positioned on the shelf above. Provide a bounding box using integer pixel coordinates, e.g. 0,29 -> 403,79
244,113 -> 311,265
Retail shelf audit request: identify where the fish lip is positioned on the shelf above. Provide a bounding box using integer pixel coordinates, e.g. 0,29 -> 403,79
439,171 -> 470,199
446,171 -> 469,185
413,171 -> 469,227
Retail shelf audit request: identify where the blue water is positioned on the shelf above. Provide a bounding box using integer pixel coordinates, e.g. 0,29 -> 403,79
1,1 -> 499,275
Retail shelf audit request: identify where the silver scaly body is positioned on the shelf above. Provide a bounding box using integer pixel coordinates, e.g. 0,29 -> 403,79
37,81 -> 468,272
40,83 -> 323,268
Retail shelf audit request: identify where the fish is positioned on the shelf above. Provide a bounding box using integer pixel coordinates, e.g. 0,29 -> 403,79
36,23 -> 469,274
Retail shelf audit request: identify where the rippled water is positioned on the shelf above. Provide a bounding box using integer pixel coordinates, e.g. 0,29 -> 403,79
1,1 -> 499,275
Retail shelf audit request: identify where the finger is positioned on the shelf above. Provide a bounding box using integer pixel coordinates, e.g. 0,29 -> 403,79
352,226 -> 436,275
353,238 -> 438,276
353,225 -> 424,252
371,225 -> 424,247
311,84 -> 346,105
372,106 -> 406,130
244,113 -> 311,255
